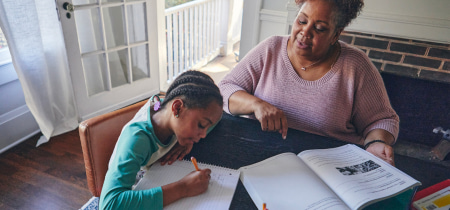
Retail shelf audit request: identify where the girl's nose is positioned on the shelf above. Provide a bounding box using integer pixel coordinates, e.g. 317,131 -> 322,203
199,130 -> 207,139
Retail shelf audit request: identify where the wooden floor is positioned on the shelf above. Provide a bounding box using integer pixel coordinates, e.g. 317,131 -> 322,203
0,129 -> 92,210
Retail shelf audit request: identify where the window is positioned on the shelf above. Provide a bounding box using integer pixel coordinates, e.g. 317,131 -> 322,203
0,28 -> 11,65
165,0 -> 193,8
0,28 -> 7,48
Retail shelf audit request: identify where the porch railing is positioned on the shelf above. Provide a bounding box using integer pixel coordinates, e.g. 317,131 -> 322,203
164,0 -> 222,86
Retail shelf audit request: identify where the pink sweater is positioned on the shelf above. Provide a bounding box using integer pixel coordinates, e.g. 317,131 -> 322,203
219,36 -> 399,145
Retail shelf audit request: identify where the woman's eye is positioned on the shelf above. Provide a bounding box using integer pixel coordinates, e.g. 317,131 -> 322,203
198,123 -> 206,129
299,20 -> 307,25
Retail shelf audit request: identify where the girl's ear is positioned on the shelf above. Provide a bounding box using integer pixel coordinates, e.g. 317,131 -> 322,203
171,99 -> 184,117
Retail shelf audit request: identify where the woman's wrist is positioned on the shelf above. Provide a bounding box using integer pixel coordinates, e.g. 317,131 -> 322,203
364,139 -> 386,150
228,91 -> 262,115
364,129 -> 396,147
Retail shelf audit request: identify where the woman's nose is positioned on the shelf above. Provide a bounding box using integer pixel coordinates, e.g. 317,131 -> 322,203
301,24 -> 313,39
301,32 -> 311,39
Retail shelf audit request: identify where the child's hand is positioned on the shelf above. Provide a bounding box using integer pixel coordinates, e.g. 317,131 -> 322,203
179,169 -> 211,197
161,168 -> 211,206
160,143 -> 193,165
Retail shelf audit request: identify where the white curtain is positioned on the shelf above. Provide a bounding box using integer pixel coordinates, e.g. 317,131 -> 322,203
0,0 -> 78,145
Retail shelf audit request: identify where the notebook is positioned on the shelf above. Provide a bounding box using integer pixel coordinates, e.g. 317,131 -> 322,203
134,159 -> 240,210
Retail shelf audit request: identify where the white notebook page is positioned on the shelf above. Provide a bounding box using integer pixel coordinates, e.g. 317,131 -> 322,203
134,160 -> 240,210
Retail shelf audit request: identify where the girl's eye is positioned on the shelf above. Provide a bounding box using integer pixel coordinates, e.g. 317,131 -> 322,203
198,123 -> 206,129
316,28 -> 325,32
299,20 -> 307,25
315,26 -> 327,32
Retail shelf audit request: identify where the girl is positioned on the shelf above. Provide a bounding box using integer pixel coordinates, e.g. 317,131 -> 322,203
100,70 -> 223,209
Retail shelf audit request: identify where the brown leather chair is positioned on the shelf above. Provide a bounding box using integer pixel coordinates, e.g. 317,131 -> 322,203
79,100 -> 148,197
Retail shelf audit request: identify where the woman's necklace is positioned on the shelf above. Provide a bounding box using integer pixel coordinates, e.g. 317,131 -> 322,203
300,42 -> 341,71
300,57 -> 324,71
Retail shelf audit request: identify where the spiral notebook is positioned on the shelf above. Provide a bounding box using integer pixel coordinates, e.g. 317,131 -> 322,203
134,160 -> 240,210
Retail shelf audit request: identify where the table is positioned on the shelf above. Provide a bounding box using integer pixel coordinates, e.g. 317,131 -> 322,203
187,113 -> 450,209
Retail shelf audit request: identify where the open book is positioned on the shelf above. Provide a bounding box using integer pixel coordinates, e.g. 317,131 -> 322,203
239,144 -> 421,210
134,160 -> 240,210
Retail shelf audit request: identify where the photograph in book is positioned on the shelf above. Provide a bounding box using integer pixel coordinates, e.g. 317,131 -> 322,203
239,144 -> 421,210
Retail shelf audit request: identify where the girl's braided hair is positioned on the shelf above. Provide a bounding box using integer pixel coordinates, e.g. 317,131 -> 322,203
160,70 -> 223,110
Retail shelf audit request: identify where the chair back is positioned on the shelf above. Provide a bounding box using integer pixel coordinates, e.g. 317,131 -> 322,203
79,100 -> 147,197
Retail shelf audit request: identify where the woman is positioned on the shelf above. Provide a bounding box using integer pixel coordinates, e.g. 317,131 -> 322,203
218,0 -> 399,165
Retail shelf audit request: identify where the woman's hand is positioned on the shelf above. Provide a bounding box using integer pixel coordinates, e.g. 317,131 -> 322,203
160,142 -> 193,165
253,100 -> 288,139
365,142 -> 395,166
364,129 -> 396,166
228,90 -> 288,139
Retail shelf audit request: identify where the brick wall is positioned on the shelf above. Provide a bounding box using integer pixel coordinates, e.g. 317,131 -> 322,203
339,31 -> 450,148
340,31 -> 450,84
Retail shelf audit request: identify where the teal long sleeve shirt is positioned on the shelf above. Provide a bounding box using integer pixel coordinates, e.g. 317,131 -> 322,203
99,116 -> 171,210
99,101 -> 219,210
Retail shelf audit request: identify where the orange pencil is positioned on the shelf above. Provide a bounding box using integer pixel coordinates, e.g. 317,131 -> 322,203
263,203 -> 267,210
191,156 -> 200,171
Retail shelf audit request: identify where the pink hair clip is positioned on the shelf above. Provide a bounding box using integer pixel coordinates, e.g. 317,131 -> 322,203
151,95 -> 161,111
154,101 -> 161,111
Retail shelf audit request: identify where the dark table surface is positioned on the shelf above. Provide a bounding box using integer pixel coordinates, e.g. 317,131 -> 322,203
187,113 -> 450,209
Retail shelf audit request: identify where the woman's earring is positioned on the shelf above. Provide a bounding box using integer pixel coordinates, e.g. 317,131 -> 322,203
175,114 -> 179,118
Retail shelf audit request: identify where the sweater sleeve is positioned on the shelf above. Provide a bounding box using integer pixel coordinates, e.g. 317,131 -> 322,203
350,50 -> 400,142
100,123 -> 163,210
218,36 -> 279,114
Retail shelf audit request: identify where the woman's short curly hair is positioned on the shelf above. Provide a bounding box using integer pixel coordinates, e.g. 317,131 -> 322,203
295,0 -> 364,29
